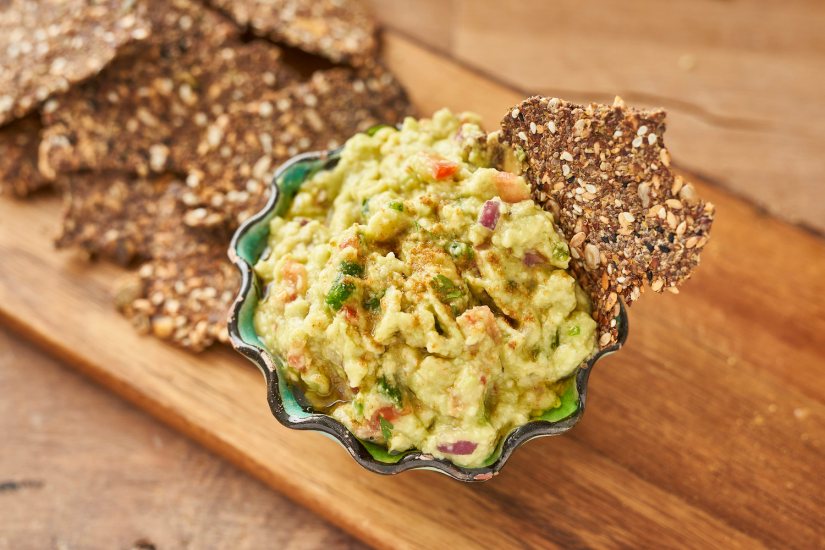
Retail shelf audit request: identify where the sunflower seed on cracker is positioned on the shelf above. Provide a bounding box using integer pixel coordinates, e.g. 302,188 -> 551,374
206,0 -> 377,65
0,114 -> 49,197
0,0 -> 150,125
56,173 -> 178,265
179,65 -> 413,229
39,0 -> 299,178
498,96 -> 715,348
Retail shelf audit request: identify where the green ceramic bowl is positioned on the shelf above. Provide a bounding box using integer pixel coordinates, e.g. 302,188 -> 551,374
227,147 -> 628,482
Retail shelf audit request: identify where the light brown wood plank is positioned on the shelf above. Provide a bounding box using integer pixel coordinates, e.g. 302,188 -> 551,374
0,327 -> 364,549
371,0 -> 825,233
0,32 -> 822,549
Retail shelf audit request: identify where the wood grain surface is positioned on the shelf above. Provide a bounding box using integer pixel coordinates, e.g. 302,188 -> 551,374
0,32 -> 823,549
370,0 -> 825,233
0,327 -> 363,550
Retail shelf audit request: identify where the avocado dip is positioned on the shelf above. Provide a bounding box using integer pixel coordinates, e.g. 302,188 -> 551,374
253,110 -> 597,467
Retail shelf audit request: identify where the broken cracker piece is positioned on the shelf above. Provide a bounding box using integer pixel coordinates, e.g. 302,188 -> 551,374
0,0 -> 150,125
115,182 -> 237,351
56,173 -> 177,265
179,65 -> 413,229
206,0 -> 377,66
0,114 -> 50,197
39,0 -> 299,178
118,233 -> 237,352
498,96 -> 714,348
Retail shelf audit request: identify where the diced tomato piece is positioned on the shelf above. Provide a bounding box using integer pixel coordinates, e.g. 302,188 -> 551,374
432,159 -> 459,180
277,260 -> 307,303
369,405 -> 400,430
494,171 -> 531,202
286,350 -> 306,372
341,304 -> 358,323
339,235 -> 360,250
457,305 -> 501,343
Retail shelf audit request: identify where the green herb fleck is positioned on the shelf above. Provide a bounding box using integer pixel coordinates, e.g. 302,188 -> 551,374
364,289 -> 385,311
447,241 -> 474,261
379,416 -> 393,441
361,198 -> 370,216
388,201 -> 404,212
552,243 -> 570,261
432,274 -> 464,302
366,124 -> 391,137
325,280 -> 355,311
568,325 -> 581,336
378,376 -> 403,406
339,261 -> 364,278
551,329 -> 560,349
353,401 -> 364,417
514,145 -> 527,163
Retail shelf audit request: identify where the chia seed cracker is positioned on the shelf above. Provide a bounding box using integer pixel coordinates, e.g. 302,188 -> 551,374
0,0 -> 150,125
178,65 -> 413,229
39,0 -> 298,178
56,173 -> 177,265
206,0 -> 377,66
116,196 -> 237,351
499,96 -> 715,348
0,114 -> 49,197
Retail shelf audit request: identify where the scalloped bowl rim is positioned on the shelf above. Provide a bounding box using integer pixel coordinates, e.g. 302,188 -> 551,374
227,147 -> 628,482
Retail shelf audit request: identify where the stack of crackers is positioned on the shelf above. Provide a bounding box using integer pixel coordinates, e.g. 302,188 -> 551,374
0,0 -> 413,351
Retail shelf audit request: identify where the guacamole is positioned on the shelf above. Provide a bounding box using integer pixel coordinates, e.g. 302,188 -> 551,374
254,110 -> 597,467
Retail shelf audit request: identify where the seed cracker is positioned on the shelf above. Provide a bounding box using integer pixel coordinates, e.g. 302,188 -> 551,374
178,65 -> 413,229
0,0 -> 150,125
206,0 -> 377,65
116,196 -> 237,351
0,114 -> 49,197
498,96 -> 715,348
56,173 -> 177,265
39,0 -> 298,178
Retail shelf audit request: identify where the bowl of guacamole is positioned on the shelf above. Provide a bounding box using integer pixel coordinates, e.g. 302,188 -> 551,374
229,110 -> 627,481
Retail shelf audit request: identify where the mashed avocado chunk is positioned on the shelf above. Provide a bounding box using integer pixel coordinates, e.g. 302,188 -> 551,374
253,110 -> 597,467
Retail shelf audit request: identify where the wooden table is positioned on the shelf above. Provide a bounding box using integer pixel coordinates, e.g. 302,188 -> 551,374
370,0 -> 825,234
2,12 -> 824,550
0,327 -> 363,549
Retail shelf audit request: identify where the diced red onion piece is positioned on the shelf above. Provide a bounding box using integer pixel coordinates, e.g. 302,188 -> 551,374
523,250 -> 547,266
437,440 -> 478,455
478,200 -> 500,230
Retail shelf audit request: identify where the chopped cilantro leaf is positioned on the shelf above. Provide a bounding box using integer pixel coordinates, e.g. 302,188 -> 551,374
364,289 -> 386,311
552,243 -> 570,261
361,198 -> 370,216
339,261 -> 364,278
379,416 -> 393,441
378,376 -> 403,406
432,274 -> 464,302
388,201 -> 404,212
568,325 -> 581,336
551,329 -> 560,349
325,280 -> 355,310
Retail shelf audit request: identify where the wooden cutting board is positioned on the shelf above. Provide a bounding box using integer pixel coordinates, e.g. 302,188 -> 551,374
1,33 -> 823,549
